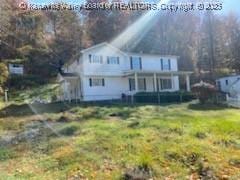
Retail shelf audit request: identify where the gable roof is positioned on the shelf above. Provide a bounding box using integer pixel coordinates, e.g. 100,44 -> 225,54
64,42 -> 180,68
230,78 -> 240,87
217,75 -> 240,81
81,42 -> 128,56
57,72 -> 79,82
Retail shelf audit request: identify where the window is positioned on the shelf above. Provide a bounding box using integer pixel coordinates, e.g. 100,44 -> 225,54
129,78 -> 135,91
130,56 -> 142,70
107,56 -> 120,64
89,54 -> 103,64
138,78 -> 146,91
129,78 -> 146,91
217,81 -> 221,90
161,59 -> 171,71
160,78 -> 172,90
12,64 -> 21,68
225,79 -> 229,85
89,78 -> 105,87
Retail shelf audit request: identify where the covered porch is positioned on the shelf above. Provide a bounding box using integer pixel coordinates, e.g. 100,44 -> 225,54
123,70 -> 192,94
57,73 -> 82,102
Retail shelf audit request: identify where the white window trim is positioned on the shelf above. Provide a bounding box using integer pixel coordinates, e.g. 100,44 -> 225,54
89,54 -> 103,64
89,78 -> 105,87
159,77 -> 172,90
107,56 -> 120,65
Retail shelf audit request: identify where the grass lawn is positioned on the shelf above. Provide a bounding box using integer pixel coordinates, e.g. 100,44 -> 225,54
0,101 -> 240,179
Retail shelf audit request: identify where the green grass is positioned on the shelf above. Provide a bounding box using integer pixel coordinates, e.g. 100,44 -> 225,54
9,84 -> 59,103
0,102 -> 240,179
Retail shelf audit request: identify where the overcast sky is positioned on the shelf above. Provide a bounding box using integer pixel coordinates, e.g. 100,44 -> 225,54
28,0 -> 239,16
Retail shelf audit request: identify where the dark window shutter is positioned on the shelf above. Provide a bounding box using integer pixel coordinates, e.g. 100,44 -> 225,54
89,54 -> 92,63
107,57 -> 109,64
89,78 -> 92,87
130,57 -> 133,69
161,59 -> 163,70
117,57 -> 120,64
129,79 -> 132,91
144,78 -> 146,90
139,57 -> 142,69
168,59 -> 171,70
102,79 -> 105,86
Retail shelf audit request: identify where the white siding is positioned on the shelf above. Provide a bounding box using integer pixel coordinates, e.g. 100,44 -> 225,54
217,76 -> 240,93
82,48 -> 178,76
82,75 -> 180,101
82,47 -> 127,76
230,80 -> 240,97
82,76 -> 129,101
60,43 -> 182,101
9,64 -> 24,75
140,55 -> 178,71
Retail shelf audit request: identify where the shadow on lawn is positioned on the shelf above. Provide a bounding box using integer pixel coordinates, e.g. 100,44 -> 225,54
0,101 -> 138,118
0,102 -> 75,117
188,103 -> 229,111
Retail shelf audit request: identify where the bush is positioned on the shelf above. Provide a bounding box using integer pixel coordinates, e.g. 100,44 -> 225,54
192,81 -> 217,104
8,75 -> 47,90
59,124 -> 80,136
0,86 -> 3,95
0,63 -> 8,86
0,148 -> 16,161
133,91 -> 195,104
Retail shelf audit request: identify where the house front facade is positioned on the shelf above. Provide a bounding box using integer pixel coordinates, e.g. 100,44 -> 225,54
58,42 -> 192,101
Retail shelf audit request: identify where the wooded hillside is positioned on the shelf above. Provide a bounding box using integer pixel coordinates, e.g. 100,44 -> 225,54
1,0 -> 240,90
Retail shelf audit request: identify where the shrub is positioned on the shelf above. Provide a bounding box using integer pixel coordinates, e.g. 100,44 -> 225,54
134,91 -> 195,104
128,121 -> 140,128
0,148 -> 16,161
0,63 -> 8,86
59,124 -> 80,136
229,159 -> 240,168
195,132 -> 207,139
192,81 -> 217,104
8,75 -> 47,90
0,86 -> 3,95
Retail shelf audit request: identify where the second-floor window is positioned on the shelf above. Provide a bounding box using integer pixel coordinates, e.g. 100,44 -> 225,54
161,59 -> 171,71
130,56 -> 142,70
107,56 -> 120,64
89,54 -> 103,64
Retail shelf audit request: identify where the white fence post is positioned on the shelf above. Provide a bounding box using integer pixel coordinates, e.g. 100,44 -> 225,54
226,94 -> 229,102
4,90 -> 8,103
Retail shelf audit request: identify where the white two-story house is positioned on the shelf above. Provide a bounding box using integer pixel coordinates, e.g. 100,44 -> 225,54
57,42 -> 192,101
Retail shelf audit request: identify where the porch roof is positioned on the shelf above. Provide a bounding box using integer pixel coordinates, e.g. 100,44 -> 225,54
123,70 -> 193,76
57,73 -> 79,82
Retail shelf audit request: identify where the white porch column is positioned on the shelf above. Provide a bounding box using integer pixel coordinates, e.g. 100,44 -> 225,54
153,73 -> 157,92
134,72 -> 139,92
186,74 -> 191,92
171,74 -> 175,90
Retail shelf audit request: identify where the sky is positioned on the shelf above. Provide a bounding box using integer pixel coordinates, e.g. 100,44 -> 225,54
28,0 -> 239,16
